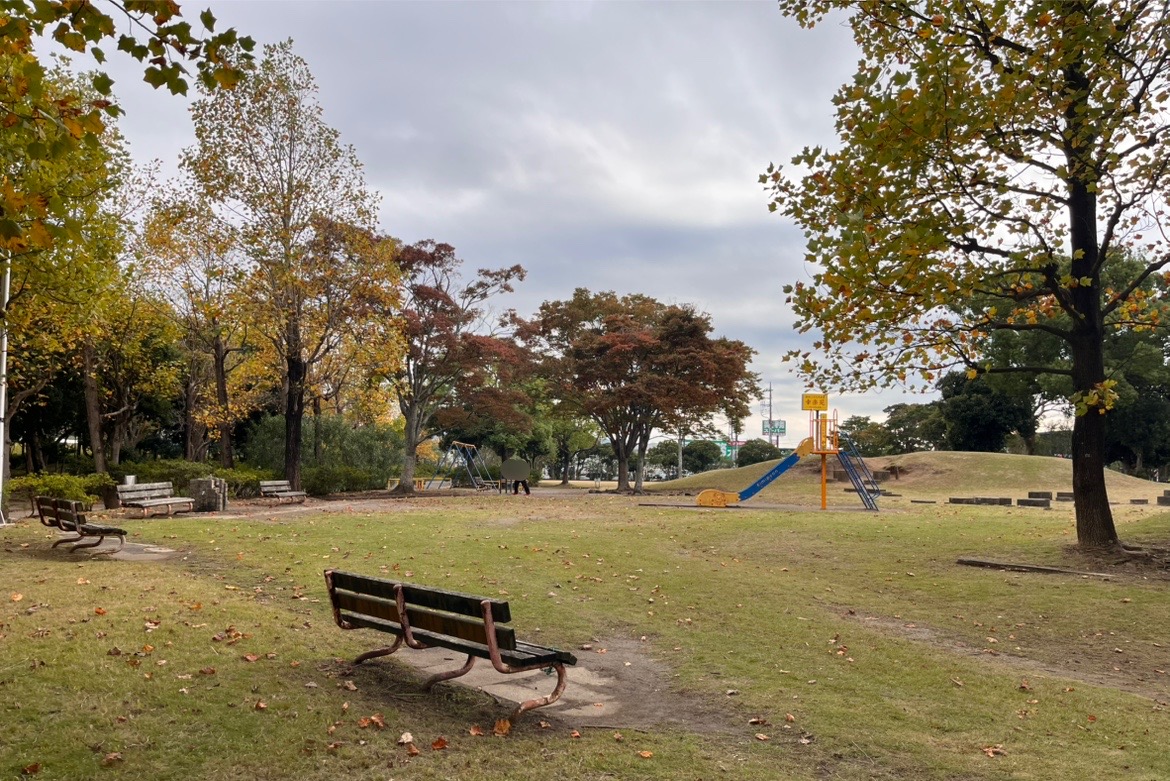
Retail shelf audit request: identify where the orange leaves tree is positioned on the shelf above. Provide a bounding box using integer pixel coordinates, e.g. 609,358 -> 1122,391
524,289 -> 758,493
183,41 -> 394,489
765,1 -> 1170,547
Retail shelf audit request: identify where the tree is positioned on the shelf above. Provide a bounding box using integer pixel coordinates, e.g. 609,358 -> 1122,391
882,402 -> 945,454
735,438 -> 783,467
837,417 -> 893,458
646,440 -> 682,479
184,41 -> 393,489
139,188 -> 260,465
526,289 -> 758,492
547,410 -> 600,485
0,2 -> 252,257
765,1 -> 1170,547
937,372 -> 1035,453
385,240 -> 525,495
682,441 -> 724,474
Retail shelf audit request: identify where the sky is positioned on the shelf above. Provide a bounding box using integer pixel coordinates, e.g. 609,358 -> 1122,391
91,0 -> 929,447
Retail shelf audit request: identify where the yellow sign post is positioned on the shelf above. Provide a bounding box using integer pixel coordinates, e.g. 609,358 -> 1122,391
801,392 -> 829,411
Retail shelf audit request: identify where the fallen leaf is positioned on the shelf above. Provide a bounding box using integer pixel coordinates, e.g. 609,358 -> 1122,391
951,677 -> 965,687
20,763 -> 40,775
254,700 -> 267,710
469,725 -> 485,736
370,713 -> 385,729
406,744 -> 420,757
613,731 -> 624,742
358,717 -> 372,729
11,593 -> 23,602
785,713 -> 796,723
77,578 -> 90,585
638,750 -> 653,758
326,741 -> 343,751
570,730 -> 582,739
538,720 -> 551,729
493,719 -> 512,736
982,744 -> 1006,757
199,667 -> 216,675
1018,679 -> 1031,691
1087,715 -> 1097,723
398,732 -> 414,745
101,752 -> 123,765
342,680 -> 357,691
431,736 -> 448,750
755,733 -> 770,741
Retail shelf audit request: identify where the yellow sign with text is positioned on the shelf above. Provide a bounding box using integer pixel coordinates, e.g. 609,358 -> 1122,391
801,392 -> 829,411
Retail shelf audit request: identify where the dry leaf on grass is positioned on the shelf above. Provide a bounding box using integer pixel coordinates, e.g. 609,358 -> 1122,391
570,730 -> 581,739
243,654 -> 260,662
254,700 -> 267,710
20,763 -> 40,775
493,719 -> 512,736
406,744 -> 420,757
94,607 -> 106,615
398,732 -> 414,745
755,733 -> 770,741
101,752 -> 123,765
11,593 -> 23,602
638,751 -> 653,758
431,737 -> 448,750
982,744 -> 1006,757
469,725 -> 485,737
613,732 -> 624,742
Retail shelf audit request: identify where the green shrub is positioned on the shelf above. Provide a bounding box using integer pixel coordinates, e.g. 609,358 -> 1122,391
6,474 -> 97,507
242,414 -> 404,486
301,465 -> 375,497
212,466 -> 279,499
116,460 -> 214,493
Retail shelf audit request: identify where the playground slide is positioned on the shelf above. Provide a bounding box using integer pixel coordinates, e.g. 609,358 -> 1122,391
696,437 -> 815,507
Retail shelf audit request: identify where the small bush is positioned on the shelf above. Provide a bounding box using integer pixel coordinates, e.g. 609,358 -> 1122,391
301,465 -> 375,497
212,466 -> 280,499
6,474 -> 98,508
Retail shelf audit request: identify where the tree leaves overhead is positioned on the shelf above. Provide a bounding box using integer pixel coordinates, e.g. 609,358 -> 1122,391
767,0 -> 1170,547
0,0 -> 253,256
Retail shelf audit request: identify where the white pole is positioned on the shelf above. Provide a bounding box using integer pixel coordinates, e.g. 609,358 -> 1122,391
0,256 -> 10,525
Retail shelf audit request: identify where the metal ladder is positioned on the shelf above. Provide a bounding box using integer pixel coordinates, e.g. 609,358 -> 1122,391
836,435 -> 880,511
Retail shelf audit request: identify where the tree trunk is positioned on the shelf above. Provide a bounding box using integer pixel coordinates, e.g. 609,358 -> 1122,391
393,405 -> 424,495
312,395 -> 322,465
214,335 -> 234,468
558,446 -> 571,486
81,341 -> 108,474
633,430 -> 650,493
1064,50 -> 1118,549
284,353 -> 306,490
185,371 -> 200,461
615,452 -> 631,491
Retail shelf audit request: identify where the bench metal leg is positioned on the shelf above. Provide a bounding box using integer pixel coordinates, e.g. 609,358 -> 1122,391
70,534 -> 124,555
422,653 -> 476,691
510,662 -> 568,721
353,634 -> 404,665
51,533 -> 84,549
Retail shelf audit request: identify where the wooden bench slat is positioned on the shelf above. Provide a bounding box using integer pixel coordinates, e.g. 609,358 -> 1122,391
332,589 -> 517,650
339,612 -> 569,667
328,570 -> 511,623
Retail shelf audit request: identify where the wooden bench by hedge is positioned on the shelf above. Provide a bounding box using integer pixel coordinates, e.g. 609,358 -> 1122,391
116,482 -> 194,517
324,569 -> 577,721
35,496 -> 127,555
259,480 -> 307,503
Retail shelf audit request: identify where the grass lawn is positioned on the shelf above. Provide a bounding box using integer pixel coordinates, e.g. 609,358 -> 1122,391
2,488 -> 1169,780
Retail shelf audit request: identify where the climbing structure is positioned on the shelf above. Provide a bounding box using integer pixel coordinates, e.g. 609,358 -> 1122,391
810,411 -> 880,511
427,441 -> 499,491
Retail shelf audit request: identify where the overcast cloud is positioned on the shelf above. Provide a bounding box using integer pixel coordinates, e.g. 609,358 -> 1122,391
98,0 -> 927,445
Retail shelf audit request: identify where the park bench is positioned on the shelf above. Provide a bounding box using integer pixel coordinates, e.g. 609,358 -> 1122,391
259,479 -> 307,504
115,481 -> 194,517
324,569 -> 577,721
35,496 -> 127,555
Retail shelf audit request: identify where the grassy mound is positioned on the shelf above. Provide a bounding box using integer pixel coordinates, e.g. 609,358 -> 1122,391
647,450 -> 1160,504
